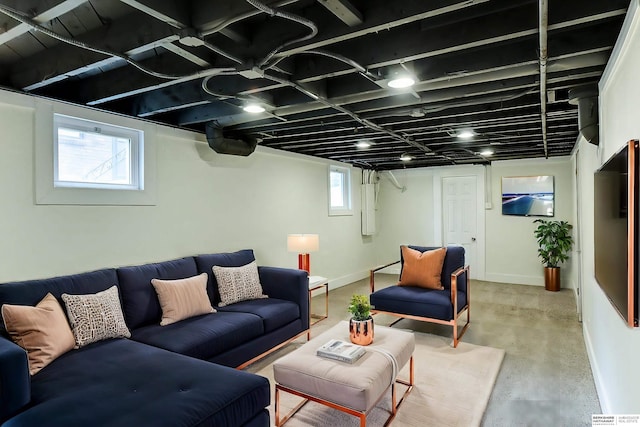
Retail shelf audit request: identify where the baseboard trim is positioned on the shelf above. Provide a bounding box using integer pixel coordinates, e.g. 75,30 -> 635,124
583,325 -> 610,413
484,273 -> 543,286
327,270 -> 370,291
376,267 -> 401,276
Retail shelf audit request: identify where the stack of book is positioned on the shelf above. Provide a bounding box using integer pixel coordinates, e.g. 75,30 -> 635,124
316,339 -> 366,364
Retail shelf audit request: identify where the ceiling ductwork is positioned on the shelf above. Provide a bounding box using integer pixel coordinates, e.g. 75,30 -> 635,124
205,122 -> 258,156
568,85 -> 599,146
0,0 -> 627,169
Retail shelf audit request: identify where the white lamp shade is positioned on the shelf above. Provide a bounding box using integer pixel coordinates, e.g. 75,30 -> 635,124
287,234 -> 319,253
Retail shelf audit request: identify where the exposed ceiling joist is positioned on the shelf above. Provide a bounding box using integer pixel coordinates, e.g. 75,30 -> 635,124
0,0 -> 628,169
316,0 -> 363,26
0,0 -> 86,45
119,0 -> 189,29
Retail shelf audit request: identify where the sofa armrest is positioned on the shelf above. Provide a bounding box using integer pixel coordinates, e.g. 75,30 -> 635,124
258,266 -> 309,330
0,337 -> 30,422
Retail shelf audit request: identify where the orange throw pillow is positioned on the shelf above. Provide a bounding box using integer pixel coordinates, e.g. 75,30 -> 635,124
2,293 -> 75,375
398,246 -> 447,290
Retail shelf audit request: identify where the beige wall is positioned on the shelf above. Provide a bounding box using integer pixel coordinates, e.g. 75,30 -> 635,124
374,169 -> 436,267
485,158 -> 575,287
375,160 -> 575,288
0,91 -> 375,288
579,0 -> 640,413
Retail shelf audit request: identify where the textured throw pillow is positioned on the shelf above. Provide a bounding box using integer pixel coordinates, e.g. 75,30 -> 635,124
398,246 -> 447,290
2,293 -> 75,375
62,285 -> 131,348
212,261 -> 267,307
151,273 -> 215,326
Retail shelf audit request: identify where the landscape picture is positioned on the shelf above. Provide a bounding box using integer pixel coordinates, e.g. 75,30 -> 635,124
501,175 -> 554,217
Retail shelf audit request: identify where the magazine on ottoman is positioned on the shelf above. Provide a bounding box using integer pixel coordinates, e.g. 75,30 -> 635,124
316,339 -> 366,364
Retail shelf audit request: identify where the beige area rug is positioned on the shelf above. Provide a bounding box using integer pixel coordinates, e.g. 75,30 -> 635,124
253,331 -> 505,427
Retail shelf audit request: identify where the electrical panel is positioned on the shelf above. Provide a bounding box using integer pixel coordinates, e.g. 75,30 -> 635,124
361,183 -> 376,235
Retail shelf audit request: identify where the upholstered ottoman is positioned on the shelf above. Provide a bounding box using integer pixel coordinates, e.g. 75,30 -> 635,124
273,321 -> 415,426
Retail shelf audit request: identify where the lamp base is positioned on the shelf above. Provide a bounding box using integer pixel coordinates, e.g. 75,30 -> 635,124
298,253 -> 310,274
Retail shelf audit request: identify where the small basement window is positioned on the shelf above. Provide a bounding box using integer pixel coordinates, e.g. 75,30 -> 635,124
328,165 -> 353,216
54,114 -> 143,190
35,102 -> 156,206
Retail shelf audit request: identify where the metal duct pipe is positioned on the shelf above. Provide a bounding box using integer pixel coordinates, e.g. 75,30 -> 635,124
539,0 -> 549,158
568,85 -> 599,145
257,68 -> 441,157
205,122 -> 258,156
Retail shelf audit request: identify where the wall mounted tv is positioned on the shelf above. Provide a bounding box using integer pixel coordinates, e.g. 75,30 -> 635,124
594,140 -> 639,327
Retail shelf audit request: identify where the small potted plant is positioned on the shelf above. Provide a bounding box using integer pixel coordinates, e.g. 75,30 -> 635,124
348,294 -> 374,345
533,219 -> 574,291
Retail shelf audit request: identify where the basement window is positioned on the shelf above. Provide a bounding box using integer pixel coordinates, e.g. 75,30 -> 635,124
35,102 -> 157,205
54,114 -> 142,190
328,165 -> 353,216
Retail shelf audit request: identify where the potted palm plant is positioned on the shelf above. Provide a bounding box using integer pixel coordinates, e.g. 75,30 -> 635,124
348,294 -> 374,345
533,219 -> 574,291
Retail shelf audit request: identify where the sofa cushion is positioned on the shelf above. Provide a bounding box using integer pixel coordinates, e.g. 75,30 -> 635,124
217,298 -> 300,333
130,311 -> 264,361
117,257 -> 198,329
370,285 -> 467,321
194,250 -> 256,304
151,273 -> 214,326
62,286 -> 131,348
0,269 -> 118,335
213,261 -> 267,307
7,339 -> 269,427
2,293 -> 75,375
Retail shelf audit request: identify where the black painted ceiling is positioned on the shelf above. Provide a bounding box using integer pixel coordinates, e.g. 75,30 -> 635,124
0,0 -> 628,170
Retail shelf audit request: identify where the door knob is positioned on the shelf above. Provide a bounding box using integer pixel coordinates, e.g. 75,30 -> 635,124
471,237 -> 476,242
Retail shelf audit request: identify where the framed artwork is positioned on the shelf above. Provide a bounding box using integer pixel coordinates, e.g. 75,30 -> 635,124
501,175 -> 554,217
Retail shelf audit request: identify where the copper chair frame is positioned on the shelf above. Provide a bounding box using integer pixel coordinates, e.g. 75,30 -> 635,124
275,356 -> 414,427
370,261 -> 470,348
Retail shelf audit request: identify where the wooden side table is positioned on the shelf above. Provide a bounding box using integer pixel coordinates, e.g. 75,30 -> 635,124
308,276 -> 328,327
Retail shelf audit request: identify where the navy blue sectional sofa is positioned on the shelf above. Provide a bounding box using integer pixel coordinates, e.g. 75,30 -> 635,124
0,250 -> 309,427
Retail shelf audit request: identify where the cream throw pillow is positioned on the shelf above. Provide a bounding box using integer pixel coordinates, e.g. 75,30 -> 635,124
398,246 -> 447,290
62,285 -> 131,348
151,273 -> 215,326
212,261 -> 267,307
2,293 -> 75,375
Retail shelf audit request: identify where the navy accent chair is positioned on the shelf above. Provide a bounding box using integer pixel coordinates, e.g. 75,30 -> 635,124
369,245 -> 470,347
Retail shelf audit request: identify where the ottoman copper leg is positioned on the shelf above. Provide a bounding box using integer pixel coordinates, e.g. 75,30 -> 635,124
275,386 -> 281,427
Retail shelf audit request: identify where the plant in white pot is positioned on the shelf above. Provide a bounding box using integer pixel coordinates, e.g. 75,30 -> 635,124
533,219 -> 574,291
348,294 -> 374,345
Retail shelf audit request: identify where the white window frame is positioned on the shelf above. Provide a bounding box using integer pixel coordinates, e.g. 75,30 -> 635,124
53,114 -> 143,191
328,165 -> 353,216
35,100 -> 157,206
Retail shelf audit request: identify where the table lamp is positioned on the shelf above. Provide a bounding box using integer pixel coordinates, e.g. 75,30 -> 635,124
287,234 -> 319,274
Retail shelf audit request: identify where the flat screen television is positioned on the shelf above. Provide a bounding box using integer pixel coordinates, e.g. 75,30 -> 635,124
594,140 -> 639,327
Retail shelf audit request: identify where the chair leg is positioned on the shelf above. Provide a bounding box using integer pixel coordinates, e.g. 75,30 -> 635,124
453,308 -> 471,348
452,319 -> 459,348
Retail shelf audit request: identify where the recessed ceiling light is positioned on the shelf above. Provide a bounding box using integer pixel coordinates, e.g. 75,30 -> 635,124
387,77 -> 415,89
243,104 -> 265,113
410,108 -> 425,118
400,154 -> 413,161
457,130 -> 475,139
356,141 -> 371,149
480,149 -> 494,156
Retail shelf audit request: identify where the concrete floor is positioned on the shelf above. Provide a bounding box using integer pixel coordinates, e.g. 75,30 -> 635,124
308,274 -> 601,427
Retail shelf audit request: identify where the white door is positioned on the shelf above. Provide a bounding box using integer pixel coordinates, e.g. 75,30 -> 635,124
442,176 -> 478,278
